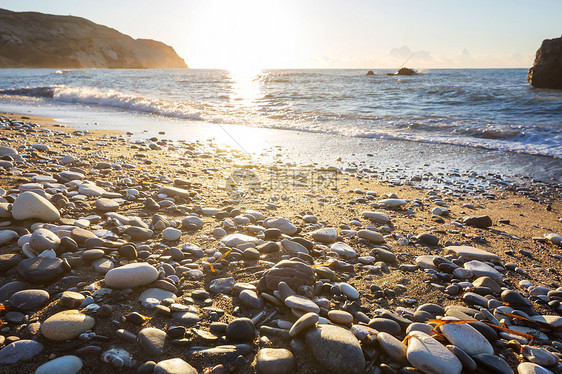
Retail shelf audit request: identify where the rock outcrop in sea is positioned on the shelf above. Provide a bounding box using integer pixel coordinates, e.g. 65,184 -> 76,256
528,36 -> 562,89
0,8 -> 188,69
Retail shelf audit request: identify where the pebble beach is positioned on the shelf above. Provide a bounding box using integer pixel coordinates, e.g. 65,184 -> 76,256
0,112 -> 562,374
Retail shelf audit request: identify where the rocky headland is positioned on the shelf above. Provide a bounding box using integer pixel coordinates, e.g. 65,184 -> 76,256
0,113 -> 561,374
0,9 -> 187,69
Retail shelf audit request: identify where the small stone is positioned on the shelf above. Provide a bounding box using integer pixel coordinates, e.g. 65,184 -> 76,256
162,227 -> 181,241
35,355 -> 83,374
104,263 -> 159,288
339,282 -> 360,299
284,295 -> 320,314
440,317 -> 493,355
358,229 -> 384,243
463,215 -> 492,228
406,331 -> 462,374
60,291 -> 86,309
289,312 -> 319,337
226,318 -> 255,342
521,345 -> 558,367
209,277 -> 235,294
310,228 -> 338,243
9,289 -> 49,311
0,340 -> 43,364
138,328 -> 167,357
305,325 -> 365,374
517,362 -> 555,374
255,348 -> 295,374
41,310 -> 95,341
17,257 -> 67,284
328,310 -> 353,324
154,358 -> 197,374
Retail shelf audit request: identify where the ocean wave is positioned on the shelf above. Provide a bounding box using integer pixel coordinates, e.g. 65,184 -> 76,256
0,85 -> 204,120
0,82 -> 560,159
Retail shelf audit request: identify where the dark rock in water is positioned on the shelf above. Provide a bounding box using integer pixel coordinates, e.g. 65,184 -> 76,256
528,36 -> 562,89
17,257 -> 67,283
463,215 -> 493,228
388,67 -> 416,76
257,259 -> 315,292
366,70 -> 374,76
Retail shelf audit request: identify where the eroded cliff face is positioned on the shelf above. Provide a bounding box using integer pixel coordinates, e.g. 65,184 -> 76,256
0,8 -> 188,68
528,36 -> 562,89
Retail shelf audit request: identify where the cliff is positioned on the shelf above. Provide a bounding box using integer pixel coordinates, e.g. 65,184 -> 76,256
528,36 -> 562,89
0,8 -> 188,69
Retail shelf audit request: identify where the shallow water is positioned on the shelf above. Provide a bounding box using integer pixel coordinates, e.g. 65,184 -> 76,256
0,68 -> 560,182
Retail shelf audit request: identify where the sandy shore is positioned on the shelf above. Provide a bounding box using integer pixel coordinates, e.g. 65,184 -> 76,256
0,112 -> 561,373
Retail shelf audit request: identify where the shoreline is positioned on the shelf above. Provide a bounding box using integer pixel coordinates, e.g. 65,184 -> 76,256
0,113 -> 561,373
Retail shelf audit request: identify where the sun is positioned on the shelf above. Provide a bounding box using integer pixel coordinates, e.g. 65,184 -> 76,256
188,0 -> 299,70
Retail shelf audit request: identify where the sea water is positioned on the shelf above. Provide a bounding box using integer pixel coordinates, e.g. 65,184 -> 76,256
0,68 -> 560,182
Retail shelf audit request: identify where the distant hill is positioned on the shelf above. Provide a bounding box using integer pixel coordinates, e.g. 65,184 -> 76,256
0,8 -> 188,68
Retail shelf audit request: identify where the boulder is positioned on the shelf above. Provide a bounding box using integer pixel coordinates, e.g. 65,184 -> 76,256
528,36 -> 562,89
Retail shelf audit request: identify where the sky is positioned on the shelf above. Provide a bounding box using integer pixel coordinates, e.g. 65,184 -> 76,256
2,0 -> 561,70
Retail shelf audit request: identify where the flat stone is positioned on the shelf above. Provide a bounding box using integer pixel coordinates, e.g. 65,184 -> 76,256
104,263 -> 158,288
18,257 -> 67,284
154,358 -> 197,374
172,312 -> 200,327
60,291 -> 86,309
221,233 -> 258,247
35,355 -> 83,374
41,310 -> 95,341
440,317 -> 494,355
290,312 -> 319,337
330,242 -> 356,258
339,282 -> 360,299
78,183 -> 107,197
0,340 -> 43,364
417,233 -> 439,246
94,198 -> 119,212
328,310 -> 353,324
0,254 -> 21,273
406,331 -> 462,374
11,191 -> 60,221
0,230 -> 18,245
416,255 -> 439,270
264,217 -> 298,235
362,211 -> 390,223
139,288 -> 177,303
377,332 -> 408,363
209,277 -> 235,294
285,295 -> 320,314
0,281 -> 26,301
521,345 -> 558,367
310,228 -> 338,244
377,198 -> 408,208
368,318 -> 401,335
305,325 -> 366,374
473,276 -> 502,293
138,328 -> 167,357
445,246 -> 500,262
92,258 -> 114,273
182,216 -> 203,230
280,239 -> 309,254
124,226 -> 153,241
358,229 -> 385,243
159,186 -> 192,199
257,259 -> 315,292
9,289 -> 49,311
464,260 -> 502,284
255,348 -> 295,374
239,290 -> 264,309
517,362 -> 555,374
472,354 -> 512,374
463,215 -> 493,228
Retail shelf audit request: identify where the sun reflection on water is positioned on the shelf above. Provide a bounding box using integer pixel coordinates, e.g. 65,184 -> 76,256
229,68 -> 262,106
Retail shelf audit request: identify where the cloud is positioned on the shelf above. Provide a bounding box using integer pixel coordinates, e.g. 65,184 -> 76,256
389,45 -> 434,65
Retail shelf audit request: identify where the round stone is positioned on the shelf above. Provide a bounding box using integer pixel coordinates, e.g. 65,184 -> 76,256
256,348 -> 295,374
104,263 -> 158,288
162,228 -> 181,241
41,310 -> 95,341
17,257 -> 67,284
339,282 -> 360,299
328,310 -> 353,324
9,289 -> 49,311
154,358 -> 197,374
226,318 -> 255,342
11,191 -> 60,222
29,228 -> 60,251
